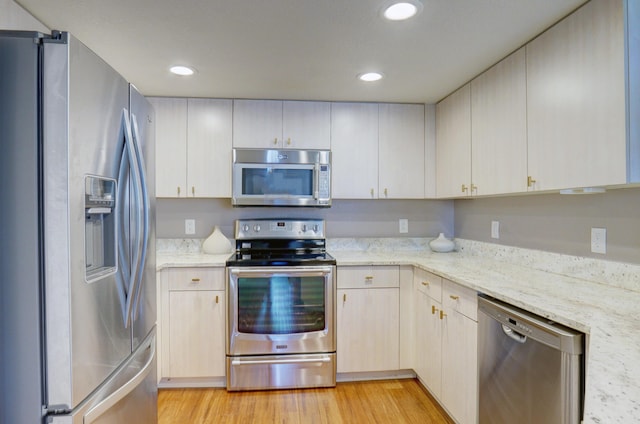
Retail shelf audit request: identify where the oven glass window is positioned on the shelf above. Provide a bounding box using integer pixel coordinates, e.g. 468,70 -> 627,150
241,168 -> 313,196
237,276 -> 325,334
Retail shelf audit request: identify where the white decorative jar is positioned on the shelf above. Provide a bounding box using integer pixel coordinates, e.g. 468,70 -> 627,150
202,225 -> 233,254
429,233 -> 455,253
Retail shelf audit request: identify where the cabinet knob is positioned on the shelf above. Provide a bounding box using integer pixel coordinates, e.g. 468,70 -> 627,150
343,293 -> 347,302
461,184 -> 468,193
527,176 -> 536,187
191,278 -> 200,283
215,295 -> 219,304
421,281 -> 429,287
370,188 -> 374,197
286,138 -> 291,146
192,186 -> 195,196
449,295 -> 459,301
273,138 -> 278,145
384,188 -> 388,197
365,276 -> 374,284
471,184 -> 477,193
177,186 -> 181,196
440,310 -> 447,320
432,305 -> 438,315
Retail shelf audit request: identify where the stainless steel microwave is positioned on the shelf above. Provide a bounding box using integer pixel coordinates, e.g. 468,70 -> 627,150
232,148 -> 331,207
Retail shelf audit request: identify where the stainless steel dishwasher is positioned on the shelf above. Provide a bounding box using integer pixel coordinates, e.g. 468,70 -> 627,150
478,295 -> 584,424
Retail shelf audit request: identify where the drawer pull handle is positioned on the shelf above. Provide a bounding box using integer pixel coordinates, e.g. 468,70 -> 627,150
449,295 -> 459,300
192,186 -> 195,196
421,281 -> 429,287
431,305 -> 438,315
215,295 -> 219,304
191,278 -> 201,282
440,310 -> 447,320
343,293 -> 347,302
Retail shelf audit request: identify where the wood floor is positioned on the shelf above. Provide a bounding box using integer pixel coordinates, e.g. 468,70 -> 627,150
158,379 -> 454,424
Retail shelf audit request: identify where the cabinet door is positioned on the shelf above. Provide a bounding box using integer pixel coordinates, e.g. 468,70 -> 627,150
526,0 -> 626,191
471,48 -> 528,196
441,310 -> 477,424
436,85 -> 471,198
187,98 -> 233,197
151,97 -> 187,197
168,290 -> 225,378
232,99 -> 283,148
415,289 -> 442,398
331,102 -> 379,198
283,101 -> 331,149
378,103 -> 425,199
337,288 -> 399,373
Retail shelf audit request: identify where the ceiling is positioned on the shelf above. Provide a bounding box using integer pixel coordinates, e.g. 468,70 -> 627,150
17,0 -> 587,104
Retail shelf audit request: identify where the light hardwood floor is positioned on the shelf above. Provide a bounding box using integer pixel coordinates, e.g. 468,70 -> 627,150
158,379 -> 454,424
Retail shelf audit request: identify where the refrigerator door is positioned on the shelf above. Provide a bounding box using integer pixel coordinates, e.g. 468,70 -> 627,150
42,33 -> 133,411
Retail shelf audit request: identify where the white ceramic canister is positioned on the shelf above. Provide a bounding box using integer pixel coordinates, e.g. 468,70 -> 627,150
429,233 -> 455,253
202,225 -> 233,254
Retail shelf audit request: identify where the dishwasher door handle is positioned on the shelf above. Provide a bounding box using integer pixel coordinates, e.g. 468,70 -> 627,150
502,325 -> 527,344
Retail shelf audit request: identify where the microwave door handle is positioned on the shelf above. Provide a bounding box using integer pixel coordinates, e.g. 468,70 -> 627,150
313,162 -> 320,199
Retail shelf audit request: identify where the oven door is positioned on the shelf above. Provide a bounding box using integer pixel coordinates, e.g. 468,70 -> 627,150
227,266 -> 336,356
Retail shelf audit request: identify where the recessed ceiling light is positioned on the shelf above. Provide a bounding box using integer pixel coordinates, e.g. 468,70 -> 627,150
382,0 -> 423,21
170,65 -> 195,76
358,72 -> 384,82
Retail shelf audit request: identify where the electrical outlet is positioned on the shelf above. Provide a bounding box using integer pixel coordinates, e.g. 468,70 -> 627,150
591,227 -> 606,254
185,219 -> 196,235
491,221 -> 500,239
399,219 -> 409,234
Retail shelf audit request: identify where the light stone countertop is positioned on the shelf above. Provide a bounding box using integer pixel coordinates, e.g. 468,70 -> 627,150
156,237 -> 640,424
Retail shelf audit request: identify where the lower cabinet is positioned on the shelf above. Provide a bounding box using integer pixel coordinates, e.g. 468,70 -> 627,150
159,267 -> 226,385
414,267 -> 478,424
337,266 -> 400,373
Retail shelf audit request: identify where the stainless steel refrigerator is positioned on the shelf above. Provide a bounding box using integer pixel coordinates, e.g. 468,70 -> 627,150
0,30 -> 157,423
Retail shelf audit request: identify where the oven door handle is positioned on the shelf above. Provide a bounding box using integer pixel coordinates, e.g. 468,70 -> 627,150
231,356 -> 332,366
228,267 -> 334,277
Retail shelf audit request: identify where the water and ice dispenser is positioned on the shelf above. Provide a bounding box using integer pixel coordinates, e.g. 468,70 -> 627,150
84,176 -> 116,281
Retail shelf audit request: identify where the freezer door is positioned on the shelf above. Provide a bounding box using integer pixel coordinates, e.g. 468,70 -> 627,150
42,34 -> 132,410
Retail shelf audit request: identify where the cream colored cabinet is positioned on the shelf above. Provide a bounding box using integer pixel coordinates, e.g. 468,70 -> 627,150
526,0 -> 629,191
151,97 -> 232,198
159,267 -> 226,383
232,99 -> 330,149
436,84 -> 471,198
413,268 -> 478,424
413,268 -> 443,396
331,102 -> 379,198
378,103 -> 425,198
440,279 -> 478,424
471,48 -> 528,195
151,97 -> 187,197
337,266 -> 400,373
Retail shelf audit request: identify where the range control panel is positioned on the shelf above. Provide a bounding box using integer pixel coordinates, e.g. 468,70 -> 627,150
234,219 -> 325,240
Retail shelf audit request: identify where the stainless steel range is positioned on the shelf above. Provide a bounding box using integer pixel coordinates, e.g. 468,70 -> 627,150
225,219 -> 337,391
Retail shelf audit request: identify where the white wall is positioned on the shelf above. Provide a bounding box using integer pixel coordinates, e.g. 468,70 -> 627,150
0,0 -> 48,31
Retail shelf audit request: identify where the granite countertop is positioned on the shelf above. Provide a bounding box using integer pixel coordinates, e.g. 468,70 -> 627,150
156,238 -> 640,423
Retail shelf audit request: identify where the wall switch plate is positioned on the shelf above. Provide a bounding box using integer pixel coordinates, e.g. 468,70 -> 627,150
491,221 -> 500,239
399,219 -> 409,233
185,219 -> 196,235
591,227 -> 606,254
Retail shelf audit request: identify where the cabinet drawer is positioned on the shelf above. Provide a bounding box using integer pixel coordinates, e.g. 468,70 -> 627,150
414,267 -> 442,301
443,279 -> 477,321
337,266 -> 399,289
166,267 -> 225,291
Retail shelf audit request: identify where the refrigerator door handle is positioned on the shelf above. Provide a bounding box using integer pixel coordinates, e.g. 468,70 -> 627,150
83,331 -> 156,423
120,109 -> 143,328
130,112 -> 150,321
116,111 -> 133,325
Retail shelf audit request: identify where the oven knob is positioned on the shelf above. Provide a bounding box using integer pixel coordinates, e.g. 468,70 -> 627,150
242,224 -> 250,232
313,224 -> 319,232
253,224 -> 261,232
302,224 -> 307,232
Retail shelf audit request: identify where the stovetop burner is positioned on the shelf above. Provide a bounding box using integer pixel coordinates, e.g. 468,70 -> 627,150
226,218 -> 336,267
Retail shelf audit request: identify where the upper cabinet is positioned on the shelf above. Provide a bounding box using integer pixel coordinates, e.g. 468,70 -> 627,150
151,97 -> 232,198
436,84 -> 471,198
471,48 -> 528,196
232,99 -> 330,149
331,102 -> 379,198
526,0 -> 630,191
379,103 -> 425,199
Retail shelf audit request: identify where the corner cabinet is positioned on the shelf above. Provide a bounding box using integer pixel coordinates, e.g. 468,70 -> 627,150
151,97 -> 232,198
413,268 -> 478,424
336,266 -> 400,373
232,99 -> 331,149
158,267 -> 226,386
